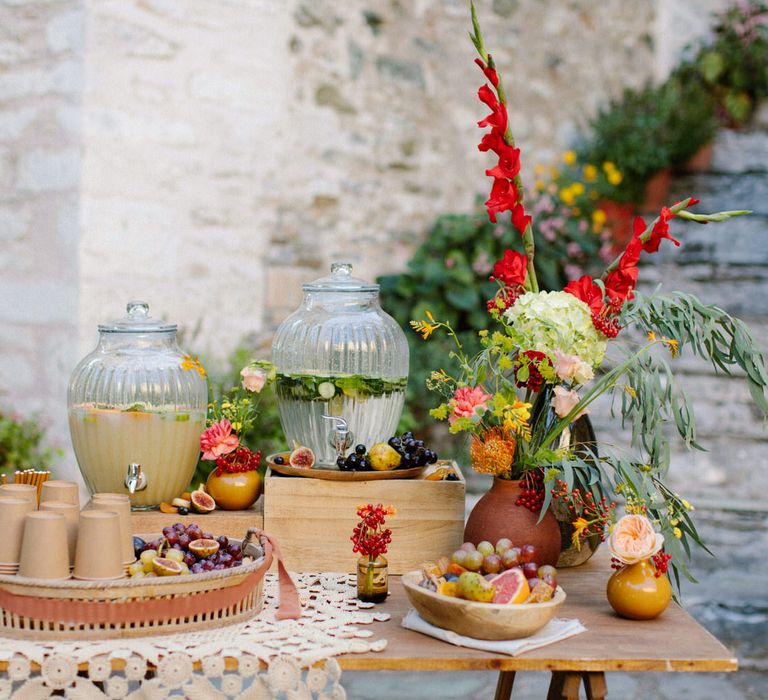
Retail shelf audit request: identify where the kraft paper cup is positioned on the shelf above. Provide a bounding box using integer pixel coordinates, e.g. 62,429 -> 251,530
73,510 -> 124,580
40,501 -> 80,567
40,480 -> 80,508
0,483 -> 38,506
88,497 -> 134,564
18,511 -> 70,580
0,496 -> 37,564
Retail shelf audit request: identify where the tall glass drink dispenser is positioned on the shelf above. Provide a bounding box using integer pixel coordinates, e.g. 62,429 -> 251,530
68,302 -> 207,509
272,263 -> 409,465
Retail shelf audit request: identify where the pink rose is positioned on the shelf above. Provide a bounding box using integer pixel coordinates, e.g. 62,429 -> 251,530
449,386 -> 492,425
200,419 -> 239,460
240,366 -> 267,393
553,350 -> 594,384
609,514 -> 664,565
550,385 -> 587,420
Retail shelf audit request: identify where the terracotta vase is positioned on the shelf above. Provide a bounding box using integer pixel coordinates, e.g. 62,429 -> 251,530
607,559 -> 672,620
597,199 -> 636,255
464,478 -> 561,566
205,469 -> 262,511
681,141 -> 713,174
640,168 -> 672,213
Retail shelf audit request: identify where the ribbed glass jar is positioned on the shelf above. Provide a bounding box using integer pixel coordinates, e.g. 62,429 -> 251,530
272,263 -> 409,465
67,301 -> 207,509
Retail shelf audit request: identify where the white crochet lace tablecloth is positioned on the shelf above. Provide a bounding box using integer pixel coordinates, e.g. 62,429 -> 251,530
0,572 -> 390,699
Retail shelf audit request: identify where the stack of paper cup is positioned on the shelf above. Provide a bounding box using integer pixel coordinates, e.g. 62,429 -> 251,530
73,510 -> 125,580
90,493 -> 135,571
0,496 -> 37,574
18,512 -> 70,580
0,483 -> 38,506
40,480 -> 80,508
40,501 -> 80,568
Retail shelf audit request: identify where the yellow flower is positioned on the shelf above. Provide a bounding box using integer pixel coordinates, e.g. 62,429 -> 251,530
681,499 -> 694,511
534,163 -> 546,176
550,165 -> 559,178
608,171 -> 623,186
572,182 -> 585,196
673,527 -> 683,539
603,161 -> 617,173
592,209 -> 607,226
562,150 -> 577,166
571,517 -> 590,550
665,338 -> 679,358
409,319 -> 438,340
583,164 -> 598,182
535,179 -> 546,191
647,331 -> 657,342
498,355 -> 512,370
181,355 -> 206,378
572,206 -> 581,216
559,188 -> 575,206
623,384 -> 637,398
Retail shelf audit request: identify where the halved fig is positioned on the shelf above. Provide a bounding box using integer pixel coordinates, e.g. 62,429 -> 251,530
190,490 -> 215,513
189,538 -> 220,558
289,445 -> 315,469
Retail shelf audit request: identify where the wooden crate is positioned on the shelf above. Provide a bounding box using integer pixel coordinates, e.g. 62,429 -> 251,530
263,464 -> 465,574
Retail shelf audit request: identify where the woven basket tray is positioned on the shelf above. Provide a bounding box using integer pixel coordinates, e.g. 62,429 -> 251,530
0,528 -> 300,640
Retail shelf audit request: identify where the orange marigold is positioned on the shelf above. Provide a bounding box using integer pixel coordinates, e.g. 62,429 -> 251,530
470,428 -> 517,478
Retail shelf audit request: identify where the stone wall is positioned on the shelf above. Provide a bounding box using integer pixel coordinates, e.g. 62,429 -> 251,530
0,0 -> 84,481
0,0 -> 744,479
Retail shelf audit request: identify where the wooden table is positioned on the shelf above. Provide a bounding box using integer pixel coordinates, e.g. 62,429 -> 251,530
337,550 -> 737,699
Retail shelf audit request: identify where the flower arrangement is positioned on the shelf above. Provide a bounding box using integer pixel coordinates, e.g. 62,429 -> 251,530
411,3 -> 768,585
351,503 -> 395,602
198,360 -> 276,477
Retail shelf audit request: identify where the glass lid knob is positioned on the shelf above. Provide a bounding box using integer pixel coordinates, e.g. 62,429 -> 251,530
126,301 -> 150,318
331,262 -> 353,279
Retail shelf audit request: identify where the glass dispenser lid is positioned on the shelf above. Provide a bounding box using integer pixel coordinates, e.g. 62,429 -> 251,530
97,301 -> 177,333
302,262 -> 379,293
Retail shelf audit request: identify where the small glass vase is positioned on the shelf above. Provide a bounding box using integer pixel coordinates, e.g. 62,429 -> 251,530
356,555 -> 388,603
606,558 -> 672,620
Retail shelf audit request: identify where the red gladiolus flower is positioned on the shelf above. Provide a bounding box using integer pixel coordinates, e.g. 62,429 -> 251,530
490,249 -> 528,286
474,57 -> 499,87
478,129 -> 506,155
485,177 -> 518,223
511,203 -> 531,235
564,275 -> 603,315
477,85 -> 508,133
641,208 -> 679,254
486,141 -> 521,180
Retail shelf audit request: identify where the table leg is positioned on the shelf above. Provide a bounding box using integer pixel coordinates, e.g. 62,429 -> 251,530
546,671 -> 581,700
582,672 -> 607,699
493,670 -> 516,700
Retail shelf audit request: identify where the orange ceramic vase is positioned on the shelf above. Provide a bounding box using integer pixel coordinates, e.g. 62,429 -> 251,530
606,559 -> 672,620
205,470 -> 262,511
464,478 -> 561,566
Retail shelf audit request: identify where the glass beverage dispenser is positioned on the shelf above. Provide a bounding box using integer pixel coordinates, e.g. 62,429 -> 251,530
68,302 -> 207,509
272,263 -> 409,465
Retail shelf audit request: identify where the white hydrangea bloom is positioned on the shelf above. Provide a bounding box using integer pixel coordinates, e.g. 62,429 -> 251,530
503,290 -> 607,369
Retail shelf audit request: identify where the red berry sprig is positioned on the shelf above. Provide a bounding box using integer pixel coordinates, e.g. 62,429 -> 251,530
515,468 -> 545,513
351,504 -> 395,560
651,550 -> 673,577
215,446 -> 261,476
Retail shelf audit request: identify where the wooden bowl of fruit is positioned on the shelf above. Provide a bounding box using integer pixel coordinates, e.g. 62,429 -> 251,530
401,538 -> 566,640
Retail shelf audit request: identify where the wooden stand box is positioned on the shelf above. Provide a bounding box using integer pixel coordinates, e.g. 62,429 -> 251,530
263,464 -> 465,574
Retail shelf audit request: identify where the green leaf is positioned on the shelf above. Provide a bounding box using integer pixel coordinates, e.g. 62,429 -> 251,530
699,51 -> 725,83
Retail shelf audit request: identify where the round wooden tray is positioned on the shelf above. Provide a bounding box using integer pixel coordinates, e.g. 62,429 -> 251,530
266,453 -> 428,481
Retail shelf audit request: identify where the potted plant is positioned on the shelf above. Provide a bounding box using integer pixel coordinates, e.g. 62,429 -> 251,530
691,0 -> 768,127
578,84 -> 674,213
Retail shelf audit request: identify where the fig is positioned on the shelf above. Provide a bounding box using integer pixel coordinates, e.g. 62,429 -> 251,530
190,489 -> 215,513
189,538 -> 220,558
152,557 -> 183,576
289,445 -> 315,469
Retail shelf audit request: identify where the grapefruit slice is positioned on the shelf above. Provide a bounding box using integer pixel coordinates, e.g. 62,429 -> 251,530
490,567 -> 530,604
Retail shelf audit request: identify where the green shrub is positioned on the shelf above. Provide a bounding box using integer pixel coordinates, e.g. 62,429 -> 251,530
578,84 -> 674,204
0,410 -> 60,475
663,74 -> 718,167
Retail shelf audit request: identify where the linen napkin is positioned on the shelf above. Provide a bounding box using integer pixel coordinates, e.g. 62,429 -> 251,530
401,609 -> 586,656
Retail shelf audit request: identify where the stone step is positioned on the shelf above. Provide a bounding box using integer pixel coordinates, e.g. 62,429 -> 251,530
711,128 -> 768,174
670,172 -> 768,215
